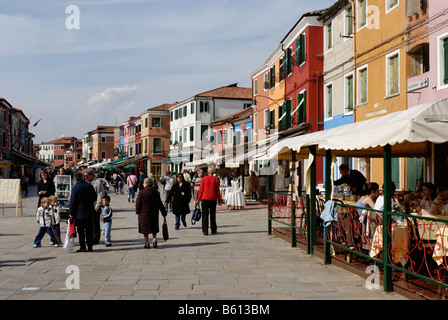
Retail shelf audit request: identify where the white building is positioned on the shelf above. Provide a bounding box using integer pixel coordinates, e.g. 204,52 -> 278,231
168,84 -> 252,173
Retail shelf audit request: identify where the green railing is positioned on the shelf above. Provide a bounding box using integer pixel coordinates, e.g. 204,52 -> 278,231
323,202 -> 448,292
268,191 -> 310,251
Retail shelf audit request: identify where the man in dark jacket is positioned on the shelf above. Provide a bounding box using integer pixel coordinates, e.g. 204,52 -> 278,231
69,172 -> 97,252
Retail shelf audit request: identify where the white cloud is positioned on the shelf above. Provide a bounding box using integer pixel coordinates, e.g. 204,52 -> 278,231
87,86 -> 139,106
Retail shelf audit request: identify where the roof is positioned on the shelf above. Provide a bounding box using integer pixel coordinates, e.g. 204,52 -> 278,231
210,107 -> 252,126
150,103 -> 175,111
280,7 -> 329,44
41,136 -> 81,145
175,84 -> 252,107
87,125 -> 117,135
318,0 -> 350,22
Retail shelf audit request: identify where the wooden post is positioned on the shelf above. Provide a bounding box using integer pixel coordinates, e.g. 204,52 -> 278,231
291,151 -> 297,247
309,146 -> 317,254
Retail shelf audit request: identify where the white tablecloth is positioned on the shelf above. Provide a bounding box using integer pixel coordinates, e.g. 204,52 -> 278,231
225,191 -> 245,210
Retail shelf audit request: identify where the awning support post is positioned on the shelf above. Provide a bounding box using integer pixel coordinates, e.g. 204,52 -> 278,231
324,150 -> 332,265
383,144 -> 393,292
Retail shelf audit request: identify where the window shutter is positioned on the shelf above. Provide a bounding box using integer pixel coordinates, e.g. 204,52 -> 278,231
347,76 -> 354,112
190,126 -> 194,141
444,38 -> 448,84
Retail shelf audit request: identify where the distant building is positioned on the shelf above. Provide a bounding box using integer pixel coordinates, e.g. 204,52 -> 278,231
168,83 -> 252,173
82,126 -> 116,164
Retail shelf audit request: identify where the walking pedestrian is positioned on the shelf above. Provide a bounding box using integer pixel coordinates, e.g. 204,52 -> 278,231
165,174 -> 191,230
37,170 -> 55,209
69,171 -> 97,252
136,178 -> 167,249
83,168 -> 105,245
194,168 -> 222,235
162,171 -> 175,209
127,170 -> 138,202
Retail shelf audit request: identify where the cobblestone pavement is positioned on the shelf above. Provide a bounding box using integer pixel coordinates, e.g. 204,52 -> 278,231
0,184 -> 406,300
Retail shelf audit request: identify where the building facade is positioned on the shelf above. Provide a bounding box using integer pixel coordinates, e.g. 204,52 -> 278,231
168,84 -> 252,173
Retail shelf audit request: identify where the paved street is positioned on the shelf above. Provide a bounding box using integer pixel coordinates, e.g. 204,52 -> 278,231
0,184 -> 406,300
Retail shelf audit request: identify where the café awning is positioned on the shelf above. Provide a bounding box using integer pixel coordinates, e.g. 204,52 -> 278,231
266,97 -> 448,159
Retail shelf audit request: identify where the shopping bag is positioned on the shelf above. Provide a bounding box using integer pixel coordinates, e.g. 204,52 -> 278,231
64,218 -> 76,252
191,205 -> 201,225
162,218 -> 169,241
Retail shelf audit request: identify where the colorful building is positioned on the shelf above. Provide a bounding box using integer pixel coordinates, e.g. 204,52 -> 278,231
140,103 -> 173,181
353,0 -> 409,188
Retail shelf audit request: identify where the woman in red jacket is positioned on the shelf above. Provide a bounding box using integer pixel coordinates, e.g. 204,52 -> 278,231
194,169 -> 222,235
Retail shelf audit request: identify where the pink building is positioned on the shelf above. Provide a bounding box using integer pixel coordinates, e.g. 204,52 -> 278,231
407,0 -> 448,107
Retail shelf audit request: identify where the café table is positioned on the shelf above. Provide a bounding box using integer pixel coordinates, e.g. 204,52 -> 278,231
413,212 -> 448,266
369,221 -> 409,266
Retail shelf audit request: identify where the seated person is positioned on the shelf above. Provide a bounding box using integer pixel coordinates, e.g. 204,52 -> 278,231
420,182 -> 436,210
334,164 -> 367,196
374,181 -> 401,214
430,186 -> 448,216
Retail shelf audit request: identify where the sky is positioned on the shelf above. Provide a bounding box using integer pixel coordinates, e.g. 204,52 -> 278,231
1,0 -> 336,143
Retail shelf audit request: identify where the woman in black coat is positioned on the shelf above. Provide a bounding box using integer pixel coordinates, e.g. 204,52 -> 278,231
165,174 -> 191,230
136,178 -> 167,249
37,171 -> 55,208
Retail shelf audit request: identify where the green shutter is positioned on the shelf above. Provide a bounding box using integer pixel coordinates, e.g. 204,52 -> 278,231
190,126 -> 194,141
287,48 -> 292,74
444,38 -> 448,84
191,103 -> 195,114
286,99 -> 292,129
295,39 -> 301,65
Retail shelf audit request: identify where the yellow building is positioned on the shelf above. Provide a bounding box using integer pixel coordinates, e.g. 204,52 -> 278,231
354,0 -> 408,189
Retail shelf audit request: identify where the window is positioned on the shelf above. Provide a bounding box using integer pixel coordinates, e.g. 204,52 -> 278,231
201,125 -> 209,140
345,74 -> 354,113
190,126 -> 194,142
438,33 -> 448,87
269,65 -> 276,89
101,151 -> 106,159
386,0 -> 398,13
264,109 -> 269,127
175,109 -> 179,120
217,130 -> 222,145
295,34 -> 306,65
191,102 -> 195,114
357,0 -> 367,30
152,117 -> 161,128
178,108 -> 182,118
409,43 -> 429,77
254,79 -> 258,96
325,84 -> 333,118
253,113 -> 258,138
287,48 -> 293,74
223,129 -> 227,145
386,51 -> 399,96
170,111 -> 173,121
326,22 -> 332,51
183,106 -> 187,117
153,138 -> 162,154
357,66 -> 368,104
200,101 -> 209,113
264,73 -> 269,90
293,91 -> 306,124
278,100 -> 291,131
346,5 -> 353,36
145,118 -> 148,128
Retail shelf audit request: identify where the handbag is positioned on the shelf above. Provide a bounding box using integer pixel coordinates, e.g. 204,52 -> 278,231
191,205 -> 201,225
162,218 -> 169,241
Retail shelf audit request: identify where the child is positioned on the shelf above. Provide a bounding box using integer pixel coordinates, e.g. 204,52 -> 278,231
101,195 -> 113,247
48,195 -> 62,247
33,197 -> 54,248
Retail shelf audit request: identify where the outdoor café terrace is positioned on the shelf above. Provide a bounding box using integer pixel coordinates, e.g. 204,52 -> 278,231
265,97 -> 448,299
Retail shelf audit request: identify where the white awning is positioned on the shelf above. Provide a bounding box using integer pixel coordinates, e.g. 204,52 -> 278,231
265,97 -> 448,159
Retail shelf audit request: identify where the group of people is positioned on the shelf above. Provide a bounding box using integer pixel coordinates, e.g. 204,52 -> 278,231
33,165 -> 224,252
137,168 -> 222,249
34,168 -> 112,251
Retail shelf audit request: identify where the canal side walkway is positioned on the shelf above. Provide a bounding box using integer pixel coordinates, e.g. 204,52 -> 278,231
0,184 -> 405,300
